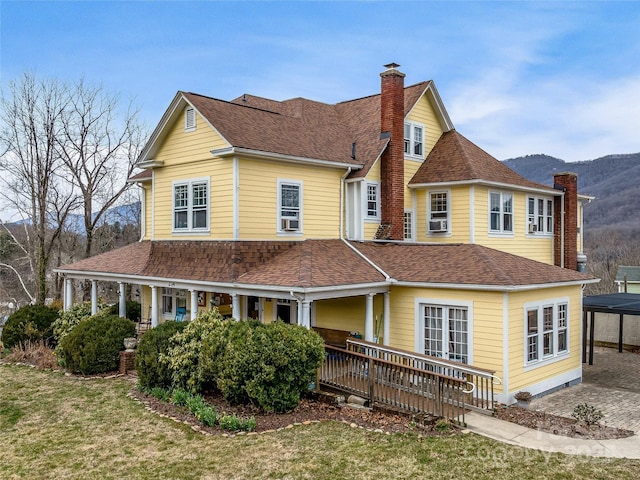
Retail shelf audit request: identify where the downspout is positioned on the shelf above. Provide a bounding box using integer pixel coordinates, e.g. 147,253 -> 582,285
561,193 -> 565,269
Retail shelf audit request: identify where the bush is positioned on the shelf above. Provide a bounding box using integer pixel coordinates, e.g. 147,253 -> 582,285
572,403 -> 604,426
135,320 -> 187,390
205,320 -> 325,412
59,314 -> 136,374
161,308 -> 225,393
5,339 -> 57,369
1,305 -> 60,349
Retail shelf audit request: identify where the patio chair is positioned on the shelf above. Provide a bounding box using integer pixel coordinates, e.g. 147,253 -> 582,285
175,306 -> 187,322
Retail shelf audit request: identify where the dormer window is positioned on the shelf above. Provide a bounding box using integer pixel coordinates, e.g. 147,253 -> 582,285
185,107 -> 196,132
404,121 -> 424,158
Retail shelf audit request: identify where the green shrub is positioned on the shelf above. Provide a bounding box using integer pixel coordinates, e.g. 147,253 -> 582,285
206,320 -> 325,412
170,389 -> 190,407
161,308 -> 225,393
1,304 -> 60,349
185,394 -> 206,415
135,320 -> 187,390
150,386 -> 171,402
218,413 -> 256,432
196,405 -> 218,427
59,314 -> 136,374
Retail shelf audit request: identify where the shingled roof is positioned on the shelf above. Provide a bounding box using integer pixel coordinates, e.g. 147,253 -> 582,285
409,130 -> 557,192
58,239 -> 594,291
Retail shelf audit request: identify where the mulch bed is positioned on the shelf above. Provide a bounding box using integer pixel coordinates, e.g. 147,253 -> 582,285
128,388 -> 459,437
494,405 -> 634,440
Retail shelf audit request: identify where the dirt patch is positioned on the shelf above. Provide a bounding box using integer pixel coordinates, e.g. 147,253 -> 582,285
494,405 -> 634,440
129,389 -> 459,436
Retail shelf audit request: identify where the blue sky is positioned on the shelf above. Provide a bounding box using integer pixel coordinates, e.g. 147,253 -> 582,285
1,1 -> 639,162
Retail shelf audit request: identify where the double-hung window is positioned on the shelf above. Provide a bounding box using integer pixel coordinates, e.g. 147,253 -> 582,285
404,210 -> 414,241
428,191 -> 449,233
366,182 -> 379,219
418,302 -> 470,364
278,180 -> 302,233
525,300 -> 569,366
489,191 -> 513,233
404,121 -> 424,158
173,178 -> 209,232
527,196 -> 554,234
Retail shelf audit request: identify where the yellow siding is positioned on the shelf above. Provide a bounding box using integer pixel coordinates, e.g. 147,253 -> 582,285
154,110 -> 229,167
149,109 -> 234,239
363,160 -> 381,239
414,186 -> 471,244
406,93 -> 444,157
387,286 -> 504,378
314,296 -> 384,337
506,286 -> 582,393
238,158 -> 343,239
473,186 -> 554,264
152,158 -> 234,239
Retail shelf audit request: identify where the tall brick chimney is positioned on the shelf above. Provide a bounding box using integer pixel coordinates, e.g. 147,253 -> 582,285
553,172 -> 578,270
379,63 -> 405,240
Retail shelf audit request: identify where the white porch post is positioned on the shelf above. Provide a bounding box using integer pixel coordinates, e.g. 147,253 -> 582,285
365,293 -> 374,342
301,300 -> 311,329
232,294 -> 240,320
64,278 -> 73,311
91,280 -> 98,315
383,291 -> 390,346
151,286 -> 159,327
118,282 -> 126,318
190,289 -> 198,320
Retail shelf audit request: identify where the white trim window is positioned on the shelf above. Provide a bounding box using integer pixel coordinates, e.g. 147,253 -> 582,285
489,191 -> 513,234
366,182 -> 380,219
419,303 -> 470,364
428,191 -> 449,234
403,210 -> 414,241
184,107 -> 196,132
404,121 -> 424,159
161,288 -> 187,317
525,299 -> 569,366
527,196 -> 554,234
173,178 -> 209,232
278,180 -> 302,233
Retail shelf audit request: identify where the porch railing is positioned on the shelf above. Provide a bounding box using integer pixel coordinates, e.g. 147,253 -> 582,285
319,344 -> 472,423
345,339 -> 501,413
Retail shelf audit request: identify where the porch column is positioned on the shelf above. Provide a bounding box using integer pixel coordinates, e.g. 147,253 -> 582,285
64,278 -> 73,311
91,280 -> 98,315
383,291 -> 390,346
190,289 -> 198,321
301,300 -> 311,329
151,286 -> 159,328
118,282 -> 126,318
365,293 -> 374,342
232,294 -> 240,320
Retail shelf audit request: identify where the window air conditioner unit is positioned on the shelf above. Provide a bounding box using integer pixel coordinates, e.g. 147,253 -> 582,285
282,218 -> 299,231
429,219 -> 447,232
528,223 -> 537,233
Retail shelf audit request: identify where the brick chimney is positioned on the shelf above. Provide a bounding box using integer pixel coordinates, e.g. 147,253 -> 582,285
379,63 -> 405,240
553,172 -> 578,270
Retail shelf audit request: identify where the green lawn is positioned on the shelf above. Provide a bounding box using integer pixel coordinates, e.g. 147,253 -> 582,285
1,363 -> 639,479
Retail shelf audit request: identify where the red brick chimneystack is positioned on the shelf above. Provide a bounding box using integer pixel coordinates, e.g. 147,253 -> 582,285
553,172 -> 578,270
380,63 -> 405,241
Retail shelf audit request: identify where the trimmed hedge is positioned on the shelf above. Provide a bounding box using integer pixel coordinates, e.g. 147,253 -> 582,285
59,314 -> 136,374
108,300 -> 141,323
135,320 -> 187,390
202,320 -> 325,412
0,305 -> 60,349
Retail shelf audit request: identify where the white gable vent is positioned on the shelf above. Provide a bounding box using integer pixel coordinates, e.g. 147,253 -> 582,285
185,107 -> 196,131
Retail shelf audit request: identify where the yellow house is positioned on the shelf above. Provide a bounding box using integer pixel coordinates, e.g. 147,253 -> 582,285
57,64 -> 597,404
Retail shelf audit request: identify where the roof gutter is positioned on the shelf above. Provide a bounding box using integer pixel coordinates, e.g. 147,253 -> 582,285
408,178 -> 560,196
211,146 -> 364,170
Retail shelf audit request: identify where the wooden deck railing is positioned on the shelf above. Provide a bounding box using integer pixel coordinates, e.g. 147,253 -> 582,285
319,345 -> 471,423
345,339 -> 501,413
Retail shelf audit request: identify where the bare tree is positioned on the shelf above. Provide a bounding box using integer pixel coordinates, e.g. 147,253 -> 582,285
0,73 -> 78,304
57,78 -> 146,260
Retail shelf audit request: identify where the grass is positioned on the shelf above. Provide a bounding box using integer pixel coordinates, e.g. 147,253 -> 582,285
1,363 -> 640,479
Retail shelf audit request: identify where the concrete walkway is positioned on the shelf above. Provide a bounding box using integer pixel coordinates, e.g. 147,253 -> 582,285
465,346 -> 640,458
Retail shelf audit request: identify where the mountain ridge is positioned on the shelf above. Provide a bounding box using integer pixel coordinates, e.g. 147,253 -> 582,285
503,152 -> 640,229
